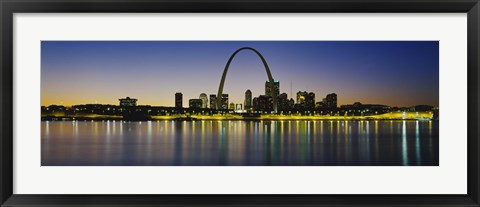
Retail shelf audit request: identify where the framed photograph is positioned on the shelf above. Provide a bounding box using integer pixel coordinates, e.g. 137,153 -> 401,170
1,0 -> 479,206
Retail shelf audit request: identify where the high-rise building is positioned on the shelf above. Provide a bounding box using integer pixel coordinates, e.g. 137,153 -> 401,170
209,94 -> 217,109
229,102 -> 235,110
316,101 -> 324,109
189,99 -> 203,108
119,97 -> 137,107
265,80 -> 280,98
325,93 -> 337,109
277,93 -> 288,111
236,104 -> 243,111
253,95 -> 273,112
297,91 -> 308,105
221,94 -> 229,110
244,89 -> 252,111
287,98 -> 295,109
199,93 -> 208,108
175,93 -> 183,108
306,92 -> 315,109
296,91 -> 315,109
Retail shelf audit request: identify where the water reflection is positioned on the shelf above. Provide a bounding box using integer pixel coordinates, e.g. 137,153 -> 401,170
41,120 -> 439,166
402,121 -> 409,166
415,121 -> 421,165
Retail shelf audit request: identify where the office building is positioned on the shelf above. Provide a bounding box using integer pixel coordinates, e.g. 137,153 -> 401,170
306,92 -> 315,109
297,91 -> 308,105
265,80 -> 280,98
236,104 -> 243,111
325,93 -> 337,109
175,93 -> 183,108
209,94 -> 217,109
296,91 -> 315,109
253,95 -> 273,112
189,99 -> 203,108
277,93 -> 288,111
221,94 -> 229,110
199,93 -> 208,108
244,89 -> 252,111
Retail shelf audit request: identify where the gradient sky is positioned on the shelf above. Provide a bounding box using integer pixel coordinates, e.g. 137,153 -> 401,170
41,41 -> 439,107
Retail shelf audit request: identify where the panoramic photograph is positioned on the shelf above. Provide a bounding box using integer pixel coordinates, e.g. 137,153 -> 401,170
41,41 -> 439,166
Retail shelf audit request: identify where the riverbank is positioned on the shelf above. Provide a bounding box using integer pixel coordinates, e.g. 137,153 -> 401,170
42,111 -> 434,121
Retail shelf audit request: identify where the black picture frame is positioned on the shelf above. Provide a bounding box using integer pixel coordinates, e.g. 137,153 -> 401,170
1,0 -> 479,206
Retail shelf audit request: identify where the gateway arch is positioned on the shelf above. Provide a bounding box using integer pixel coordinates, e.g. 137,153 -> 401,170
216,47 -> 277,112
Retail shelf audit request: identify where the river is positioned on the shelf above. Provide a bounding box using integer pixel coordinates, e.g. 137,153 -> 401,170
41,120 -> 439,166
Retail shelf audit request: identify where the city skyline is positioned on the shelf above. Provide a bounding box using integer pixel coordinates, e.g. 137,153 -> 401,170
41,41 -> 439,107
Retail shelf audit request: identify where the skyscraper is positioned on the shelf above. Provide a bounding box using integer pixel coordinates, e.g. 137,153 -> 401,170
306,92 -> 315,109
297,91 -> 315,109
199,93 -> 208,108
236,104 -> 243,111
253,95 -> 273,112
297,91 -> 308,105
325,93 -> 337,109
221,94 -> 229,110
175,92 -> 183,108
287,98 -> 295,109
244,89 -> 252,111
265,80 -> 280,98
277,93 -> 288,111
209,94 -> 217,109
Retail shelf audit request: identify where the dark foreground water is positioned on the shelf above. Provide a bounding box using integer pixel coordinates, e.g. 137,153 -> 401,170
41,120 -> 439,166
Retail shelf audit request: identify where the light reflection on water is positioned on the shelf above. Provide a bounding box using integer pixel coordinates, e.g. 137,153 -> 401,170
41,120 -> 439,166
